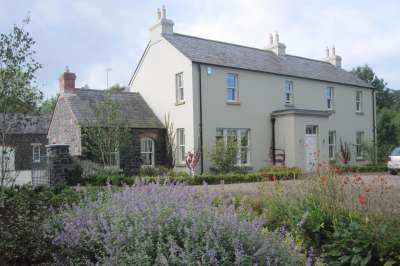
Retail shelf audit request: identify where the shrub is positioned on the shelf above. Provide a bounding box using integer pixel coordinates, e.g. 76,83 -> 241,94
209,138 -> 238,173
0,185 -> 80,265
51,183 -> 305,265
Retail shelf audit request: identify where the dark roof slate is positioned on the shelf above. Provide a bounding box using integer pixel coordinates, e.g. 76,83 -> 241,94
0,114 -> 51,134
163,33 -> 372,88
64,88 -> 164,128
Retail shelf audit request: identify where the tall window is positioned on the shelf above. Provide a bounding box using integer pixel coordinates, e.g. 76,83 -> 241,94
107,151 -> 120,168
216,128 -> 251,166
32,144 -> 41,163
325,87 -> 334,110
356,91 -> 362,112
328,131 -> 336,160
175,72 -> 184,104
141,138 -> 155,166
226,73 -> 238,102
284,80 -> 294,104
176,128 -> 185,163
356,131 -> 364,159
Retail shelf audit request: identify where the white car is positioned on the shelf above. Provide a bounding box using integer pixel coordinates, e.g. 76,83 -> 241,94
388,147 -> 400,175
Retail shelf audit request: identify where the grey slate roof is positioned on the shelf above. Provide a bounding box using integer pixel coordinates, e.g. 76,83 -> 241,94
163,33 -> 372,88
0,114 -> 50,134
64,88 -> 164,128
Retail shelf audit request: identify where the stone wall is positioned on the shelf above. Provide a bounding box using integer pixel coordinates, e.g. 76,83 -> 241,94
46,144 -> 72,185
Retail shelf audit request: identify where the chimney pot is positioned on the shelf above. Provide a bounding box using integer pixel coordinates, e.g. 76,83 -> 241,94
326,47 -> 329,58
274,31 -> 279,44
59,67 -> 76,97
332,45 -> 336,56
149,6 -> 174,42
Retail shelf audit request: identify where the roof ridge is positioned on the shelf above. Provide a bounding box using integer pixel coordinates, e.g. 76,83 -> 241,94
172,33 -> 276,55
72,88 -> 139,94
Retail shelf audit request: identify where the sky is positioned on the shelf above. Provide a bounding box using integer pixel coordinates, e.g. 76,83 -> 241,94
1,0 -> 399,99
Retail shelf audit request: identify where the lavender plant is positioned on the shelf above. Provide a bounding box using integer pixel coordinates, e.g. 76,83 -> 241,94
51,183 -> 304,265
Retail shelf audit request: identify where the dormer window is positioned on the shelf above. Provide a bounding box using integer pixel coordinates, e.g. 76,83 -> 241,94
284,80 -> 294,105
175,72 -> 184,104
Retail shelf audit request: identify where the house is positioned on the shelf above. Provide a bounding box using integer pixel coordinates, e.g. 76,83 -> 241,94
48,69 -> 166,175
129,6 -> 375,173
0,113 -> 50,185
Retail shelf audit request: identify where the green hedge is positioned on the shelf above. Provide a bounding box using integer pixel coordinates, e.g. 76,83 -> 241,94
338,164 -> 388,173
86,166 -> 303,186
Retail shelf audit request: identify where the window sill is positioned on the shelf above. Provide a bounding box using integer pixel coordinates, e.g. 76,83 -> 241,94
175,101 -> 185,106
355,111 -> 364,115
226,101 -> 240,105
175,163 -> 186,167
285,103 -> 295,107
327,109 -> 335,113
356,157 -> 365,161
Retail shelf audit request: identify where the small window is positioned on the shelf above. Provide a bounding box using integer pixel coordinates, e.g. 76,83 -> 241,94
305,125 -> 318,135
325,87 -> 334,110
226,73 -> 238,102
141,138 -> 155,167
356,131 -> 364,159
328,131 -> 336,160
356,91 -> 363,112
284,80 -> 294,104
175,72 -> 184,104
32,144 -> 41,163
176,128 -> 185,163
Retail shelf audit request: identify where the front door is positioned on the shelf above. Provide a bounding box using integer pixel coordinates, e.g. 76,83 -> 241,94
305,125 -> 318,172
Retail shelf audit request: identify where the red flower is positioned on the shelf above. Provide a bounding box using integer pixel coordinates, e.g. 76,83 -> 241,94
358,194 -> 366,206
271,176 -> 277,182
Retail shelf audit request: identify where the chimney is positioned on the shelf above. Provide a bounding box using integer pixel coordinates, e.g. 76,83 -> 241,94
265,31 -> 286,56
59,66 -> 76,97
325,45 -> 342,68
149,5 -> 174,43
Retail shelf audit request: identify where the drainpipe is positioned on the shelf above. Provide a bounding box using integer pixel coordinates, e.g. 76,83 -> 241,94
198,63 -> 204,173
271,117 -> 276,165
372,89 -> 377,163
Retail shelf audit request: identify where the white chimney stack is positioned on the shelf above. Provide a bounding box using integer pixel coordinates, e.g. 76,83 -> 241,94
325,45 -> 342,68
149,5 -> 174,43
265,31 -> 286,56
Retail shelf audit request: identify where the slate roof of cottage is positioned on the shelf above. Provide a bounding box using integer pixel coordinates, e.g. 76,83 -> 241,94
0,114 -> 51,134
63,88 -> 164,128
163,33 -> 372,88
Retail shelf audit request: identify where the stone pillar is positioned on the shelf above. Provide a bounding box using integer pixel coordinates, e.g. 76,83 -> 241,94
46,144 -> 71,185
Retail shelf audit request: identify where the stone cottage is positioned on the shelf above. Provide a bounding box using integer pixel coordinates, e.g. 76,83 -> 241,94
48,69 -> 166,175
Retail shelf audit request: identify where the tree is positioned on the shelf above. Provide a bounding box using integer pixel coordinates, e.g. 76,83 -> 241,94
107,83 -> 126,93
0,18 -> 42,207
81,92 -> 129,169
37,95 -> 58,114
164,113 -> 176,168
209,138 -> 238,173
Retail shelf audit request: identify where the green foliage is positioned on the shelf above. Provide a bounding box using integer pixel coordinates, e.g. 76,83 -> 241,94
81,92 -> 130,168
37,95 -> 58,114
106,83 -> 126,92
164,113 -> 176,168
209,138 -> 238,173
0,185 -> 80,265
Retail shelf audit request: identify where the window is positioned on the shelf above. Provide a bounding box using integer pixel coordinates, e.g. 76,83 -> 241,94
175,72 -> 184,104
216,128 -> 251,166
32,144 -> 41,163
328,131 -> 336,160
176,128 -> 185,163
305,125 -> 318,135
284,80 -> 294,104
356,91 -> 363,112
356,131 -> 364,159
141,138 -> 155,166
325,87 -> 334,110
226,73 -> 238,102
207,66 -> 213,75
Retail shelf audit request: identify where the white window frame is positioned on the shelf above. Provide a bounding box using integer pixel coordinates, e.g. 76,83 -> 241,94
32,143 -> 41,163
356,131 -> 364,159
226,73 -> 239,102
328,131 -> 336,160
284,80 -> 294,105
175,72 -> 184,104
216,128 -> 251,166
326,87 -> 334,110
356,91 -> 363,113
106,150 -> 120,169
176,128 -> 185,164
140,137 -> 155,167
